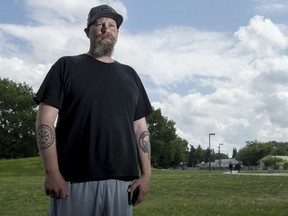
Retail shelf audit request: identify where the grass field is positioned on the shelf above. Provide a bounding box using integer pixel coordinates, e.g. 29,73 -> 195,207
0,157 -> 287,216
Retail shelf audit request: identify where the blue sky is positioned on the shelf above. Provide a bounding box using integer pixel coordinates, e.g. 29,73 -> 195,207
1,0 -> 288,157
123,0 -> 254,32
0,1 -> 265,31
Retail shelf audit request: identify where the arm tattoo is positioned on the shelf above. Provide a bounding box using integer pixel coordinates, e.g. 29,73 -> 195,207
37,124 -> 55,150
139,131 -> 151,159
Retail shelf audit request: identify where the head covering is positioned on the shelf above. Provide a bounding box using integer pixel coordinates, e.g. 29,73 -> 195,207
87,5 -> 123,29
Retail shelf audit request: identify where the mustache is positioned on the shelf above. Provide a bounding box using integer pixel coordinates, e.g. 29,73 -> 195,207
95,33 -> 117,44
96,32 -> 112,39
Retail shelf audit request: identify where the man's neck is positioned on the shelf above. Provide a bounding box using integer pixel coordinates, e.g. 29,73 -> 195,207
86,52 -> 114,63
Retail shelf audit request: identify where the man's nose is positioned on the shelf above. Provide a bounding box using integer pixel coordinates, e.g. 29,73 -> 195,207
101,23 -> 110,33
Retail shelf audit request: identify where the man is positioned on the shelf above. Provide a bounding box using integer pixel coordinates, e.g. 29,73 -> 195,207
34,5 -> 153,216
229,161 -> 233,174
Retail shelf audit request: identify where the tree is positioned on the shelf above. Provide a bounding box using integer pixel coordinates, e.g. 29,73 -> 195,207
188,145 -> 196,167
232,147 -> 237,158
194,145 -> 205,165
219,153 -> 229,160
236,140 -> 288,166
172,137 -> 188,167
204,147 -> 210,163
261,156 -> 278,166
236,140 -> 269,165
0,78 -> 37,158
147,108 -> 188,168
188,144 -> 229,167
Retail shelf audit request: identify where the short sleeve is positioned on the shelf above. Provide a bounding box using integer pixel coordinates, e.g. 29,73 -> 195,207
134,75 -> 153,120
33,59 -> 65,109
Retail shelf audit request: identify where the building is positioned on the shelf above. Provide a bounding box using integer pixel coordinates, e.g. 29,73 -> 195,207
199,158 -> 241,169
214,158 -> 241,169
259,155 -> 288,170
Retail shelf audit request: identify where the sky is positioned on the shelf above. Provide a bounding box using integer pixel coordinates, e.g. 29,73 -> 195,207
1,0 -> 288,157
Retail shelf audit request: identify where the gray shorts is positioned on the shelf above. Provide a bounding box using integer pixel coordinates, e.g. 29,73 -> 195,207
48,179 -> 132,216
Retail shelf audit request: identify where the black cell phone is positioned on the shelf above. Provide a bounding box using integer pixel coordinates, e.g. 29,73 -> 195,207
128,187 -> 139,205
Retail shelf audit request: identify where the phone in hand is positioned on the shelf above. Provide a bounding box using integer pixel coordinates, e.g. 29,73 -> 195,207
128,187 -> 139,205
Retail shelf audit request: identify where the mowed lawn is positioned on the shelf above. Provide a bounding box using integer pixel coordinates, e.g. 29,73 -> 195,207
0,157 -> 288,216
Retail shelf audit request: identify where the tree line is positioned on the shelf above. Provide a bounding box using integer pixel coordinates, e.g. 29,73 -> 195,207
1,78 -> 288,168
235,140 -> 288,166
0,78 -> 37,158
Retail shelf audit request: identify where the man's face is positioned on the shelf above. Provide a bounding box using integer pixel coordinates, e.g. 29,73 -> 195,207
86,17 -> 118,57
92,17 -> 118,44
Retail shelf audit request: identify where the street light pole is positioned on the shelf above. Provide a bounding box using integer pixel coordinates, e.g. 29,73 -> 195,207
218,143 -> 223,169
208,133 -> 215,172
273,146 -> 276,170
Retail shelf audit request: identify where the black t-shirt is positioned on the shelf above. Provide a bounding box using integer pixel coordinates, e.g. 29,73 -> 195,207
34,54 -> 153,182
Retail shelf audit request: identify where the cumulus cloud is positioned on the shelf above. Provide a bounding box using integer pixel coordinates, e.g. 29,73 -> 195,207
0,0 -> 127,87
148,16 -> 288,153
235,15 -> 288,56
0,56 -> 50,90
1,0 -> 288,156
116,27 -> 235,86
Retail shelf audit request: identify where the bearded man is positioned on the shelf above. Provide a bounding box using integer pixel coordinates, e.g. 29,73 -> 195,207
34,5 -> 153,216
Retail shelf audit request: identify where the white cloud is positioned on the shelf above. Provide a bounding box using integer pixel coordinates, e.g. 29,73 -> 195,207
149,16 -> 288,154
0,56 -> 50,90
235,16 -> 288,56
25,0 -> 127,26
254,0 -> 288,14
1,0 -> 288,156
116,27 -> 236,86
0,0 -> 127,64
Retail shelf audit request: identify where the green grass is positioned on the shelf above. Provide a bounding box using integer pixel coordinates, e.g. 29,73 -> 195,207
136,170 -> 288,216
1,157 -> 288,216
0,157 -> 48,216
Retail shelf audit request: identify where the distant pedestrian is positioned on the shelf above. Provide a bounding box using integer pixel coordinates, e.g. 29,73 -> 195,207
236,162 -> 241,173
229,162 -> 233,174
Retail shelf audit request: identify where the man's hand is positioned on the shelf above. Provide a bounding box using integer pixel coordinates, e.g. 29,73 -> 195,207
128,173 -> 150,206
44,171 -> 69,199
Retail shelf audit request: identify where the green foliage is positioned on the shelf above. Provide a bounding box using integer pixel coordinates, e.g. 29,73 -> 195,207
188,145 -> 206,167
188,144 -> 229,167
261,156 -> 276,166
147,108 -> 188,168
172,137 -> 188,166
187,145 -> 196,166
232,147 -> 237,158
261,156 -> 288,167
236,140 -> 288,166
0,78 -> 37,158
1,157 -> 288,216
194,145 -> 205,163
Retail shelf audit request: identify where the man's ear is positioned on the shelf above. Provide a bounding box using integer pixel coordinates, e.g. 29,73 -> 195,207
84,27 -> 90,38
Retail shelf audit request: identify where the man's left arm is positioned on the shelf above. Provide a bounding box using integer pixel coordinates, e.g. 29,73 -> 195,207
129,117 -> 151,206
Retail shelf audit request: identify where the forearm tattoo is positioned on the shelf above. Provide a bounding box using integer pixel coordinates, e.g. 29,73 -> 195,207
37,124 -> 55,150
139,131 -> 151,159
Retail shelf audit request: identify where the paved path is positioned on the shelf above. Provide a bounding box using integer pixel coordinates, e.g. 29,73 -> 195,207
223,171 -> 288,176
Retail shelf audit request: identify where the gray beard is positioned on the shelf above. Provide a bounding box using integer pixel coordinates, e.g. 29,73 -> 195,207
92,36 -> 116,57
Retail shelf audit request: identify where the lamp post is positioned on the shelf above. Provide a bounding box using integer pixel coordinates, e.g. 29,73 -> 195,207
218,143 -> 223,169
208,133 -> 215,172
273,146 -> 276,170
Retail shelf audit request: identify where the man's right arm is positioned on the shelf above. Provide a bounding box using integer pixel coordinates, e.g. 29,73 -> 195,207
35,103 -> 69,199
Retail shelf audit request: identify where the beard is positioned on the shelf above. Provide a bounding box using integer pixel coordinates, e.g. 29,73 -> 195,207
91,33 -> 117,57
